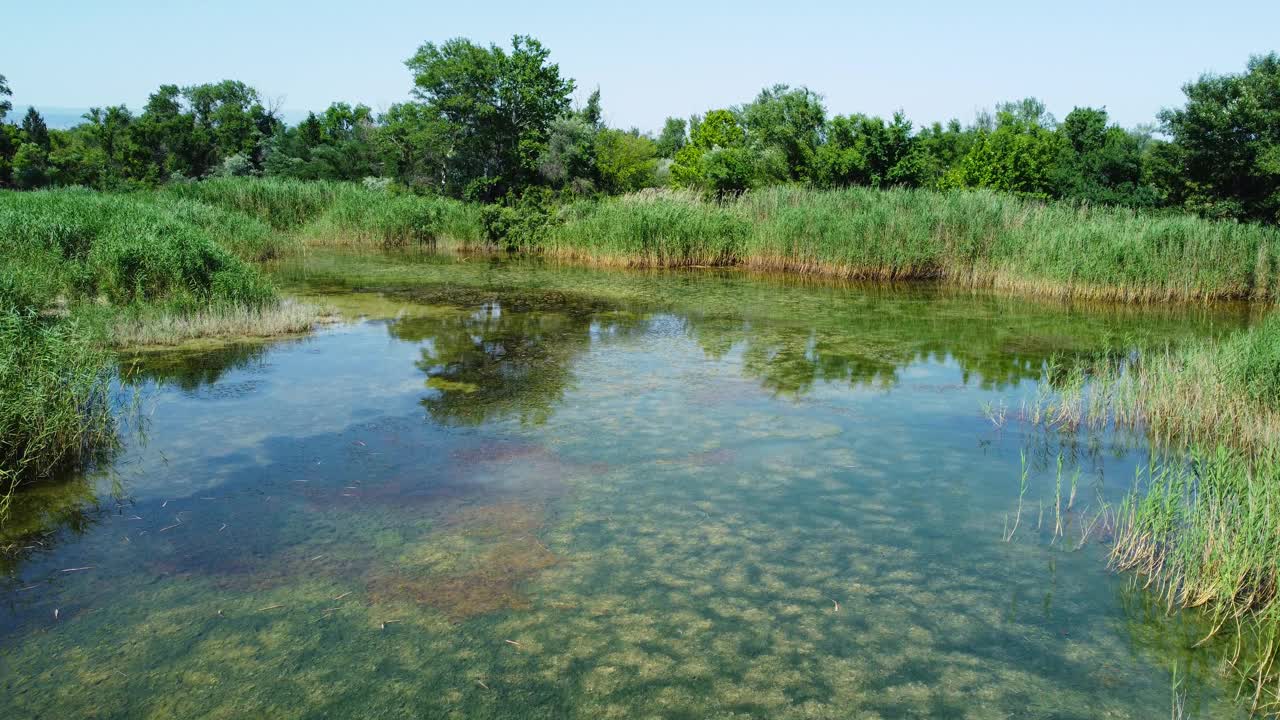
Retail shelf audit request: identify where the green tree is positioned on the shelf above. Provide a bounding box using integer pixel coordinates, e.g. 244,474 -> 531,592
374,102 -> 455,192
670,109 -> 748,191
816,112 -> 920,188
0,73 -> 11,121
405,35 -> 575,200
740,84 -> 826,181
1052,107 -> 1154,206
655,117 -> 687,158
942,100 -> 1062,199
596,128 -> 658,193
1159,53 -> 1280,222
21,107 -> 50,151
11,142 -> 49,189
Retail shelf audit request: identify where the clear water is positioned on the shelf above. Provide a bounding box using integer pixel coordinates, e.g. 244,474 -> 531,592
0,253 -> 1261,718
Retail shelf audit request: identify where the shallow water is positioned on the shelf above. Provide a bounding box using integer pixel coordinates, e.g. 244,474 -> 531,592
0,253 -> 1262,718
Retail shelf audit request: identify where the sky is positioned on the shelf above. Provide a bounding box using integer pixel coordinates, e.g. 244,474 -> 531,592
4,0 -> 1278,133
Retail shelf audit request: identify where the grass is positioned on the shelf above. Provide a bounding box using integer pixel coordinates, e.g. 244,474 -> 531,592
162,177 -> 484,249
546,186 -> 1280,302
0,309 -> 115,510
1026,315 -> 1280,712
0,188 -> 280,494
107,299 -> 332,348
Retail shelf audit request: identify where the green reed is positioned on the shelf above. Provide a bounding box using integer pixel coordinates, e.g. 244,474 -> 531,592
0,188 -> 283,494
161,177 -> 484,249
1028,315 -> 1280,713
546,186 -> 1280,302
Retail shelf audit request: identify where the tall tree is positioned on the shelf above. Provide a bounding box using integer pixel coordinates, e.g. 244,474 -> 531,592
405,35 -> 575,200
0,74 -> 12,121
22,107 -> 50,151
741,85 -> 826,181
1160,53 -> 1280,223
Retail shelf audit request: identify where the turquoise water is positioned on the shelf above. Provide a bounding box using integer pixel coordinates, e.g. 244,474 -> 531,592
0,254 -> 1260,718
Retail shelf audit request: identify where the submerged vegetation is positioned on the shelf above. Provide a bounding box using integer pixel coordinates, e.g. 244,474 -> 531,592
1,28 -> 1280,719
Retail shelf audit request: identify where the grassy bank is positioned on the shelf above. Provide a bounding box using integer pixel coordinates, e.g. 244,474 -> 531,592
547,187 -> 1280,302
161,178 -> 485,249
0,189 -> 287,493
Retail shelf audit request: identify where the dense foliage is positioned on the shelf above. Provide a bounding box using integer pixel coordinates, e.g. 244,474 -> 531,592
3,44 -> 1279,226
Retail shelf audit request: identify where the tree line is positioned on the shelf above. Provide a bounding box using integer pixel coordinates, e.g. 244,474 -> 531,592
1,38 -> 1278,225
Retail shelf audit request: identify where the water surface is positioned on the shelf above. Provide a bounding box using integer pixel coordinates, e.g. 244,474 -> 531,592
0,253 -> 1259,718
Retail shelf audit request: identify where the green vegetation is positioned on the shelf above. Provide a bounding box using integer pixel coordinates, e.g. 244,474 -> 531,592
0,188 -> 275,492
161,177 -> 483,248
546,186 -> 1280,302
1027,316 -> 1280,711
0,310 -> 113,507
4,43 -> 1280,228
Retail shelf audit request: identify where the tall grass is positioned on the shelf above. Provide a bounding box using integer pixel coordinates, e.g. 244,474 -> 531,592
0,309 -> 115,509
162,177 -> 484,249
0,188 -> 282,493
1032,316 -> 1280,711
547,186 -> 1280,302
0,188 -> 275,310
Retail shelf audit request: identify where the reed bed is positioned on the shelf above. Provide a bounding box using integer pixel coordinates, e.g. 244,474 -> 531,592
108,299 -> 331,348
162,177 -> 485,249
1028,315 -> 1280,711
0,188 -> 280,492
547,186 -> 1280,302
0,309 -> 115,508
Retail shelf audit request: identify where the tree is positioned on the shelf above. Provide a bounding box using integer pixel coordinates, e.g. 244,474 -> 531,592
581,88 -> 603,128
374,102 -> 455,192
942,100 -> 1062,199
816,112 -> 920,188
182,80 -> 278,175
596,129 -> 658,193
1159,53 -> 1280,223
12,142 -> 48,189
740,84 -> 826,181
538,115 -> 598,192
655,117 -> 687,158
0,73 -> 11,121
22,107 -> 50,151
1052,107 -> 1154,207
405,35 -> 574,200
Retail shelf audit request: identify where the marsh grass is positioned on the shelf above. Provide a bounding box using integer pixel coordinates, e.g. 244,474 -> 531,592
0,310 -> 115,512
0,188 -> 281,492
1024,316 -> 1280,712
163,177 -> 484,249
108,299 -> 332,348
547,186 -> 1280,302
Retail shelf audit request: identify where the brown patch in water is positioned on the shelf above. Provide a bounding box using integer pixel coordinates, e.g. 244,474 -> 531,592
366,500 -> 560,621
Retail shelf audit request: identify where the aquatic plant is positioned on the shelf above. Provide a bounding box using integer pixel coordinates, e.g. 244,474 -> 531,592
0,309 -> 114,508
162,177 -> 484,249
545,186 -> 1280,302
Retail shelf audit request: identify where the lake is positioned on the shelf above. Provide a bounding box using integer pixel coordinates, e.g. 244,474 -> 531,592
0,251 -> 1260,718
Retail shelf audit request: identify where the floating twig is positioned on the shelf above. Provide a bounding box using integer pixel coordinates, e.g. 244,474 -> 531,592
504,639 -> 522,647
158,524 -> 181,533
310,554 -> 326,561
333,592 -> 352,601
477,680 -> 490,690
827,597 -> 840,612
218,524 -> 227,532
60,566 -> 95,573
258,604 -> 285,611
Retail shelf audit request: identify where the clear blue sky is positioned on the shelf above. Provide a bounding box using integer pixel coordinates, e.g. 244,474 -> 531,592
4,0 -> 1277,132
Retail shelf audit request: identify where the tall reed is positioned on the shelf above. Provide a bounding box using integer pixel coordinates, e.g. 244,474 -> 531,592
546,186 -> 1280,302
